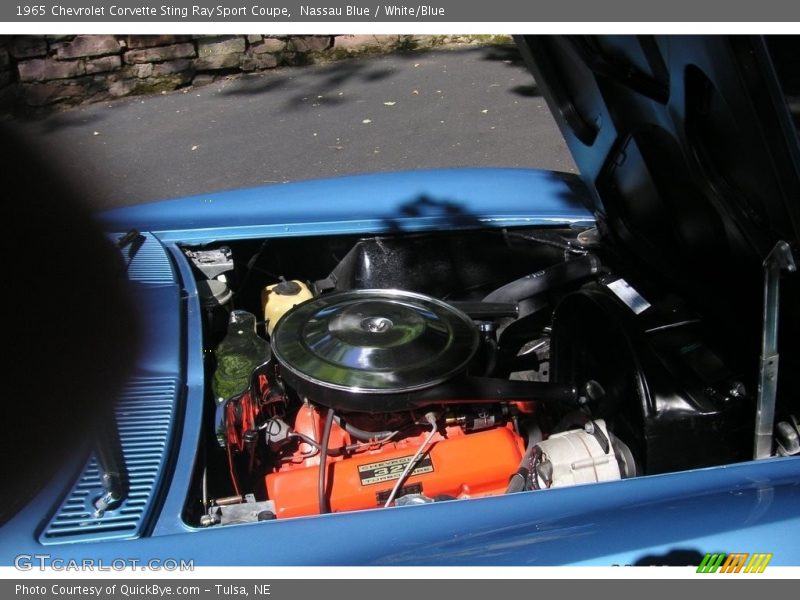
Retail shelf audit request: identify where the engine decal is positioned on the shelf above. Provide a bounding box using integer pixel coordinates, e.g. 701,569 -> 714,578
357,455 -> 434,485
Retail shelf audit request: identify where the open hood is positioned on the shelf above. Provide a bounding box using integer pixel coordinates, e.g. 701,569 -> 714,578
516,36 -> 800,324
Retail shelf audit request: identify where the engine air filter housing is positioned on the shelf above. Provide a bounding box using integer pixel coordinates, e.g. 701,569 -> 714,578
271,289 -> 479,412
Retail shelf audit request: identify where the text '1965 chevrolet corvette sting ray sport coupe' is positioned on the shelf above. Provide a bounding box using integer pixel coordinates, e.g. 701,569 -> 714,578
1,35 -> 799,567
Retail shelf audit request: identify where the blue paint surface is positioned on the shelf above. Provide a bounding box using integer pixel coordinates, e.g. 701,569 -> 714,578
99,168 -> 595,243
4,167 -> 799,566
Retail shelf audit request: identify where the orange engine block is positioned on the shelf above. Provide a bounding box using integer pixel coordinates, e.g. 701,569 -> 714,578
265,405 -> 525,519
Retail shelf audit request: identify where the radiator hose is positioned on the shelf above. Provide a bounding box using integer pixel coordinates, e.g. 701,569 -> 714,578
483,255 -> 601,304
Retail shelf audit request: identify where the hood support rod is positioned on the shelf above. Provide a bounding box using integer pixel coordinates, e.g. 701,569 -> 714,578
754,240 -> 796,459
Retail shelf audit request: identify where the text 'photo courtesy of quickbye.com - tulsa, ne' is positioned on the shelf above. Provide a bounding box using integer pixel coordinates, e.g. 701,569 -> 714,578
1,1 -> 800,598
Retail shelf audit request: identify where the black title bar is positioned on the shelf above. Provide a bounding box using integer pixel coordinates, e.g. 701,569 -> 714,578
4,0 -> 800,22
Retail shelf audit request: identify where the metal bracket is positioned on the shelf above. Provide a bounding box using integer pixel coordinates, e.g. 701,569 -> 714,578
92,409 -> 128,517
754,241 -> 796,459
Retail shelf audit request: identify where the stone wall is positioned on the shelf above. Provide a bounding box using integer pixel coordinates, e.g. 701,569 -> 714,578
0,34 -> 505,112
0,36 -> 11,105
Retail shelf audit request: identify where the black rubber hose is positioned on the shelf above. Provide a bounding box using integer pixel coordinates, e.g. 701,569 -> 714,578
506,427 -> 543,494
505,468 -> 530,494
483,255 -> 601,304
483,337 -> 498,377
318,408 -> 335,514
333,415 -> 396,442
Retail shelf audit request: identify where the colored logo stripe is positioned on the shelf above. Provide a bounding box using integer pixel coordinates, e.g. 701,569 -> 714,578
697,553 -> 726,573
744,553 -> 773,573
721,553 -> 748,573
697,552 -> 772,573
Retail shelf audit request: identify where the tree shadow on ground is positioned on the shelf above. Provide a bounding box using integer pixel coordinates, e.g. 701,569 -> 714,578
6,105 -> 108,133
220,42 -> 541,111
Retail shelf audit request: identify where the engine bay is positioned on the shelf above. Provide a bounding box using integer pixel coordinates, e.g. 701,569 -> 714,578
179,226 -> 796,527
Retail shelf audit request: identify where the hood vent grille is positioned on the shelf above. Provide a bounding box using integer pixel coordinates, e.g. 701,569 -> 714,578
40,376 -> 180,544
117,232 -> 175,284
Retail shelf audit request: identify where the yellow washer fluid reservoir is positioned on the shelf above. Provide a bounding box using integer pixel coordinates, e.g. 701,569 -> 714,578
263,280 -> 314,334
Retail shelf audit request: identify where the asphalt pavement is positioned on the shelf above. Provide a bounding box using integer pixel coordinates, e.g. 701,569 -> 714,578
8,43 -> 576,211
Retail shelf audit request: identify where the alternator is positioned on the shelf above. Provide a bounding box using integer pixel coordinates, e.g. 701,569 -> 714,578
532,419 -> 635,488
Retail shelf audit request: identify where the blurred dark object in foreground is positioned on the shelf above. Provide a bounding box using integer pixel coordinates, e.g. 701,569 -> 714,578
0,125 -> 141,524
